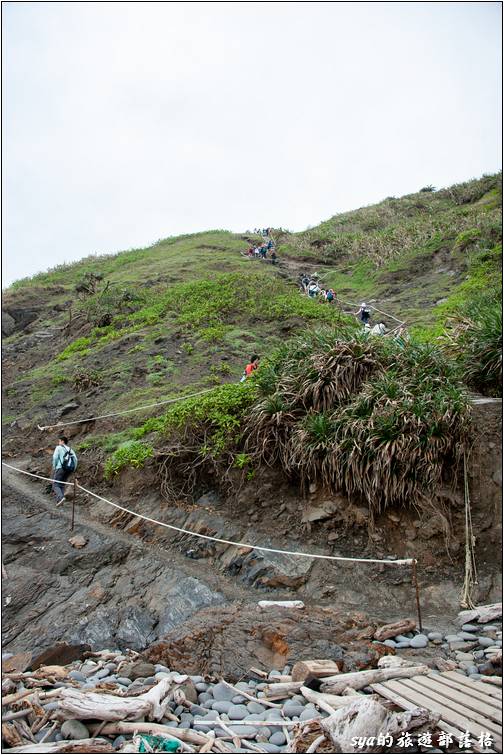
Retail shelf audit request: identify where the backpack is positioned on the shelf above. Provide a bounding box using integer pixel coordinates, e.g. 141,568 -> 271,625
62,446 -> 77,473
326,290 -> 334,301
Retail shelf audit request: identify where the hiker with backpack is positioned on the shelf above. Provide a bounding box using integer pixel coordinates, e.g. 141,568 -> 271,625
325,288 -> 335,304
357,302 -> 371,325
52,435 -> 78,505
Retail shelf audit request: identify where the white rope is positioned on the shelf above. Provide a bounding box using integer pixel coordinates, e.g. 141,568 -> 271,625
36,389 -> 214,431
1,462 -> 412,566
1,462 -> 76,487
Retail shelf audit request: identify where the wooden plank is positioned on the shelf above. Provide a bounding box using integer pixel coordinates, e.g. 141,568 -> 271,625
417,676 -> 502,723
429,674 -> 502,711
442,671 -> 502,699
370,682 -> 496,754
400,679 -> 502,739
384,679 -> 502,751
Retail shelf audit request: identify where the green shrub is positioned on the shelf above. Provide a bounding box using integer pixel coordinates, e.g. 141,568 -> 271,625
56,337 -> 92,361
104,440 -> 154,479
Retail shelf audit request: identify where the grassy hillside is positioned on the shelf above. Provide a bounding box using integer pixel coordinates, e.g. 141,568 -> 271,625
3,174 -> 501,475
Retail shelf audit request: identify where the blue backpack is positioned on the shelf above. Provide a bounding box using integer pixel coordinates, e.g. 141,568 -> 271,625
62,446 -> 77,473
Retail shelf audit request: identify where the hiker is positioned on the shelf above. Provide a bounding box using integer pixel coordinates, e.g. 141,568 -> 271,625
308,281 -> 320,298
52,436 -> 77,506
325,288 -> 335,304
271,250 -> 278,265
247,246 -> 254,257
370,321 -> 387,336
240,354 -> 260,382
267,239 -> 274,250
357,302 -> 371,325
260,245 -> 268,259
254,247 -> 261,258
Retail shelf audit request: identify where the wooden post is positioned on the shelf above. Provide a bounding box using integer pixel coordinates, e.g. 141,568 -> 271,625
412,559 -> 423,632
71,479 -> 77,532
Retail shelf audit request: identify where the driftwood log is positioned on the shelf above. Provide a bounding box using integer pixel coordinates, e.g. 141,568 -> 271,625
56,676 -> 183,722
321,665 -> 429,695
3,740 -> 115,754
264,681 -> 304,697
320,697 -> 437,753
373,619 -> 416,642
291,660 -> 341,682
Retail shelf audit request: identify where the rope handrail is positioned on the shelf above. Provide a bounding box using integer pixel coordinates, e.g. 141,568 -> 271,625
36,388 -> 214,431
1,462 -> 413,566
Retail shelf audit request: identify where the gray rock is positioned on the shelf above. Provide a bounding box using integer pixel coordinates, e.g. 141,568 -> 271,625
61,720 -> 90,740
212,701 -> 232,714
232,695 -> 247,704
69,670 -> 86,682
478,636 -> 495,647
464,665 -> 479,676
473,650 -> 485,661
383,639 -> 396,648
43,702 -> 60,712
113,736 -> 126,750
212,682 -> 235,702
394,641 -> 411,648
189,704 -> 206,716
265,709 -> 284,721
190,675 -> 205,683
155,672 -> 171,681
257,726 -> 272,741
1,311 -> 15,336
395,634 -> 413,643
282,702 -> 305,718
199,692 -> 212,704
269,731 -> 287,746
95,668 -> 110,679
234,681 -> 251,691
144,676 -> 156,685
427,632 -> 443,641
155,664 -> 170,673
481,625 -> 499,632
300,707 -> 319,721
458,632 -> 478,641
461,624 -> 479,632
247,701 -> 266,714
268,669 -> 282,679
445,634 -> 460,642
156,578 -> 225,636
116,606 -> 157,651
282,665 -> 291,675
202,700 -> 214,710
228,703 -> 248,720
195,682 -> 208,692
228,725 -> 258,737
410,634 -> 428,648
116,677 -> 132,686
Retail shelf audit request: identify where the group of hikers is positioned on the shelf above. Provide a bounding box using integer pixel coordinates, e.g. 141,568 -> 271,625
299,273 -> 336,303
244,229 -> 278,265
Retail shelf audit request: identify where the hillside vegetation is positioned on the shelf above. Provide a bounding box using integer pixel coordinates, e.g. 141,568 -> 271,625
3,173 -> 501,514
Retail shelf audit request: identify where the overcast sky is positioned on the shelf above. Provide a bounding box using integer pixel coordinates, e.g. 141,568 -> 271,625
3,2 -> 502,285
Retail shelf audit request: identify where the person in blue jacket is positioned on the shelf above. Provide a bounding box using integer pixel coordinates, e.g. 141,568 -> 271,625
52,435 -> 78,505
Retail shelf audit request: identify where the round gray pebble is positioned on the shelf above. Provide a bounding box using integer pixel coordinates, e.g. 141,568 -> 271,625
395,634 -> 412,643
228,725 -> 258,736
247,701 -> 266,714
154,664 -> 170,673
198,692 -> 212,704
395,641 -> 411,648
383,639 -> 396,648
202,700 -> 214,710
116,677 -> 132,686
69,671 -> 86,682
234,681 -> 250,692
190,704 -> 206,716
61,720 -> 90,740
228,703 -> 248,720
445,634 -> 460,642
195,682 -> 208,692
283,702 -> 304,718
212,700 -> 232,714
458,632 -> 478,641
113,735 -> 126,750
269,731 -> 287,746
190,675 -> 204,683
212,682 -> 235,701
478,636 -> 495,647
410,634 -> 428,648
300,706 -> 319,721
232,695 -> 246,704
461,624 -> 479,632
95,668 -> 110,679
427,632 -> 443,641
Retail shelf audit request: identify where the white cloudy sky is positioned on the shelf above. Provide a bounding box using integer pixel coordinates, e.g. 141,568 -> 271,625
3,1 -> 502,284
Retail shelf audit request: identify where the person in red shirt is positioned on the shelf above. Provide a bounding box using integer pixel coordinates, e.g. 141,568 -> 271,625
240,355 -> 260,381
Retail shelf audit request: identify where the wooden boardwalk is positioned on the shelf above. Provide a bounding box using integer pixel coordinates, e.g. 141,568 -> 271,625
371,670 -> 502,753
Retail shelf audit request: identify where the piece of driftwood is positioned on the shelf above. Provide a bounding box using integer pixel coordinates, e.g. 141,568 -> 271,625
1,723 -> 23,748
479,675 -> 502,687
264,681 -> 304,696
300,686 -> 361,715
292,660 -> 341,682
257,600 -> 305,609
322,665 -> 429,695
456,603 -> 503,626
320,697 -> 435,753
220,679 -> 281,708
3,739 -> 115,753
90,721 -> 209,746
56,677 -> 174,721
374,619 -> 416,642
306,734 -> 326,753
